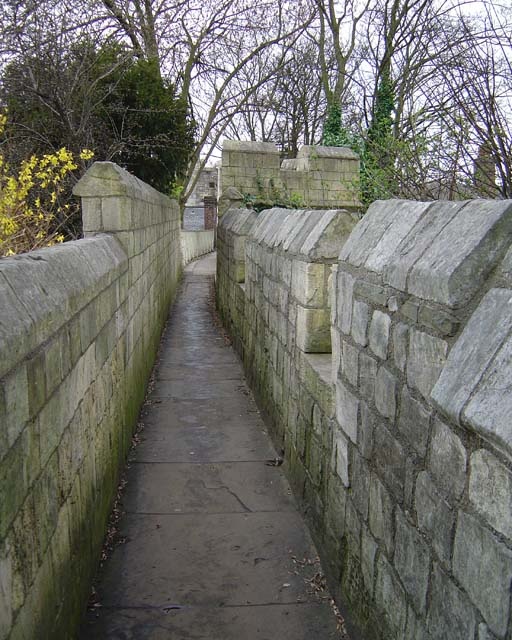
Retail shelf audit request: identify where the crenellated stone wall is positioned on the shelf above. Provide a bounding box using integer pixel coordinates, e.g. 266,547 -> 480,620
0,162 -> 209,640
220,141 -> 361,212
216,198 -> 512,640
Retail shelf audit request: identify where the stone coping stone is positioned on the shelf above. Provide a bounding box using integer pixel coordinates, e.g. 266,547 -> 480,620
218,208 -> 258,236
340,198 -> 512,308
431,287 -> 512,458
0,235 -> 127,379
74,161 -> 171,207
297,145 -> 359,160
222,140 -> 280,154
249,208 -> 357,260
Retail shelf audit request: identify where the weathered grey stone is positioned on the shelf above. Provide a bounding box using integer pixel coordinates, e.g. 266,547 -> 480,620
479,623 -> 498,640
393,322 -> 408,372
369,310 -> 391,359
463,328 -> 512,456
384,200 -> 465,292
1,365 -> 29,449
296,307 -> 331,353
469,449 -> 512,539
429,418 -> 466,501
375,366 -> 397,420
362,200 -> 430,274
361,526 -> 378,596
419,305 -> 460,336
398,385 -> 431,457
300,209 -> 358,260
335,380 -> 359,443
405,606 -> 430,640
333,427 -> 349,487
358,401 -> 375,459
374,423 -> 405,499
351,299 -> 369,346
359,352 -> 377,401
453,510 -> 512,637
401,299 -> 420,323
350,454 -> 370,519
0,540 -> 12,637
341,340 -> 359,387
407,329 -> 448,399
431,288 -> 512,441
427,564 -> 477,640
375,554 -> 407,637
415,471 -> 454,565
387,295 -> 400,312
331,329 -> 341,383
354,280 -> 389,306
394,511 -> 430,613
291,261 -> 326,307
337,271 -> 355,335
369,474 -> 394,556
406,200 -> 512,307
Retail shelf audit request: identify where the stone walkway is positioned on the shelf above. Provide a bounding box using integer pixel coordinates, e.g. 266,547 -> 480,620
80,253 -> 340,639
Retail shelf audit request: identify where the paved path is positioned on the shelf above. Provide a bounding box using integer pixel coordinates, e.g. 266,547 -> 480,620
81,253 -> 340,639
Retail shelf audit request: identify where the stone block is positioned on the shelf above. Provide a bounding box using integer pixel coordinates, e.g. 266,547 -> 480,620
359,351 -> 377,401
369,474 -> 394,556
361,526 -> 378,596
453,510 -> 512,637
431,288 -> 512,446
335,380 -> 359,443
407,329 -> 447,399
333,427 -> 349,487
291,261 -> 326,307
331,329 -> 341,383
479,624 -> 498,640
394,511 -> 430,613
350,454 -> 370,519
1,365 -> 29,449
374,423 -> 405,500
337,270 -> 355,335
369,310 -> 391,359
300,209 -> 358,260
429,417 -> 466,501
375,366 -> 397,420
415,471 -> 454,564
375,555 -> 407,637
339,200 -> 429,273
398,385 -> 431,457
354,280 -> 390,307
340,340 -> 359,387
358,401 -> 375,459
405,200 -> 512,307
419,304 -> 460,336
392,322 -> 408,372
427,563 -> 477,640
295,307 -> 331,353
351,299 -> 369,346
0,540 -> 12,637
469,449 -> 512,539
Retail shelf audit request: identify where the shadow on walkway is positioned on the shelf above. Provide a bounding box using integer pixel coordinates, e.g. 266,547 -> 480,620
80,252 -> 341,639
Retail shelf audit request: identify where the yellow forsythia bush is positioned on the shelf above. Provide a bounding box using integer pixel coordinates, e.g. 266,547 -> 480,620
0,113 -> 94,257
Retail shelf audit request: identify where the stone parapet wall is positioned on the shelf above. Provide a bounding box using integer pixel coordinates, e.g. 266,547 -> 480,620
0,162 -> 183,640
216,199 -> 512,640
221,140 -> 360,212
181,230 -> 215,265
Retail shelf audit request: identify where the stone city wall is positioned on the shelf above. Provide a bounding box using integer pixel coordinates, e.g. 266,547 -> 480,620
216,199 -> 512,640
0,162 -> 205,639
220,140 -> 360,212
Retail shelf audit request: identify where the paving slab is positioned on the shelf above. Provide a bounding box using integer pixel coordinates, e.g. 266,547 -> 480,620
80,252 -> 341,639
